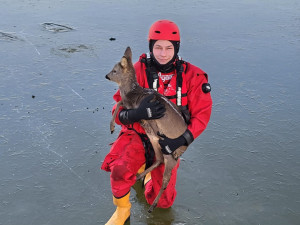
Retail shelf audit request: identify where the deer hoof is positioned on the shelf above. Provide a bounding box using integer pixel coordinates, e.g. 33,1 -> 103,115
148,203 -> 157,213
110,125 -> 115,134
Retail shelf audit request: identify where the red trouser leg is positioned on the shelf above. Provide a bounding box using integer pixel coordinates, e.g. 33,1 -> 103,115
101,130 -> 146,198
144,159 -> 180,208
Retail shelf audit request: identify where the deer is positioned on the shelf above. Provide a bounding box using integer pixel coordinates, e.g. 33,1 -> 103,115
105,46 -> 188,213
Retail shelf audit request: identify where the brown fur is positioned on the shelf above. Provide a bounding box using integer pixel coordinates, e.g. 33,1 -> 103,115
106,47 -> 188,212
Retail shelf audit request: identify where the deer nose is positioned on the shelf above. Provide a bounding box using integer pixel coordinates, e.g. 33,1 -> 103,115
105,75 -> 110,80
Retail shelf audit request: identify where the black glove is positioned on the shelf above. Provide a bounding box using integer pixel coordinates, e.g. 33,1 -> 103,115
158,133 -> 186,155
158,130 -> 194,155
119,94 -> 166,125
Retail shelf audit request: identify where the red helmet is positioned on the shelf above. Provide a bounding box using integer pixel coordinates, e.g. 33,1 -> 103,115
148,19 -> 180,41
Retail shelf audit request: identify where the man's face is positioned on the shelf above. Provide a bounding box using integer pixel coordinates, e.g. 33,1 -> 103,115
152,40 -> 175,65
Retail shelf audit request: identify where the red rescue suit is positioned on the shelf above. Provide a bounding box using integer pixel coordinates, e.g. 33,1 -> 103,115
101,54 -> 212,208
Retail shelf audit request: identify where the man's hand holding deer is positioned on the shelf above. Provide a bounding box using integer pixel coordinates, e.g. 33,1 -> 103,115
158,130 -> 194,155
119,94 -> 166,125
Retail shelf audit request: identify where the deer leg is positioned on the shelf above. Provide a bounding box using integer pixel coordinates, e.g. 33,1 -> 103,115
148,155 -> 178,213
110,101 -> 122,134
136,135 -> 163,180
172,145 -> 188,160
136,160 -> 161,181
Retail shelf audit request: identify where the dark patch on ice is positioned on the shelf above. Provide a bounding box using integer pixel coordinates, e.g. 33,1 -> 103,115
32,95 -> 36,99
51,44 -> 94,57
109,37 -> 116,41
0,31 -> 23,41
42,23 -> 74,33
59,44 -> 88,53
92,107 -> 99,113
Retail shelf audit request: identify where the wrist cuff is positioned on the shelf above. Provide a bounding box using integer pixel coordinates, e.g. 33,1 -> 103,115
119,109 -> 134,125
182,129 -> 194,146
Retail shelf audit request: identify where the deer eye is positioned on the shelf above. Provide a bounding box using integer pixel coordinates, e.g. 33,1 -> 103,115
112,70 -> 116,73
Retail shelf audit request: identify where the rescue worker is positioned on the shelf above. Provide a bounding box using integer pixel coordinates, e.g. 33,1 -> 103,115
101,19 -> 212,225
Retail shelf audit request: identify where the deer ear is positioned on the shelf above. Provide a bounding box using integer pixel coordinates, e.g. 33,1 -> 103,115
120,56 -> 128,69
124,46 -> 132,61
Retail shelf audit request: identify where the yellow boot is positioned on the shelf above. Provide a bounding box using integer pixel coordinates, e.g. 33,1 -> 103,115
137,164 -> 145,174
137,164 -> 151,187
105,192 -> 131,225
144,172 -> 151,186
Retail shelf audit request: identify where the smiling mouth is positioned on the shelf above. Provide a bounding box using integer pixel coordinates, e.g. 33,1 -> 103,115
158,59 -> 169,64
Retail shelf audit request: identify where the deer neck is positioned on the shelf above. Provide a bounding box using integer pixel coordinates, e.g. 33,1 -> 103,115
119,76 -> 143,100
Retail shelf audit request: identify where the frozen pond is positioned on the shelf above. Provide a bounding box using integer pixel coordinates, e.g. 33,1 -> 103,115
0,0 -> 299,224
